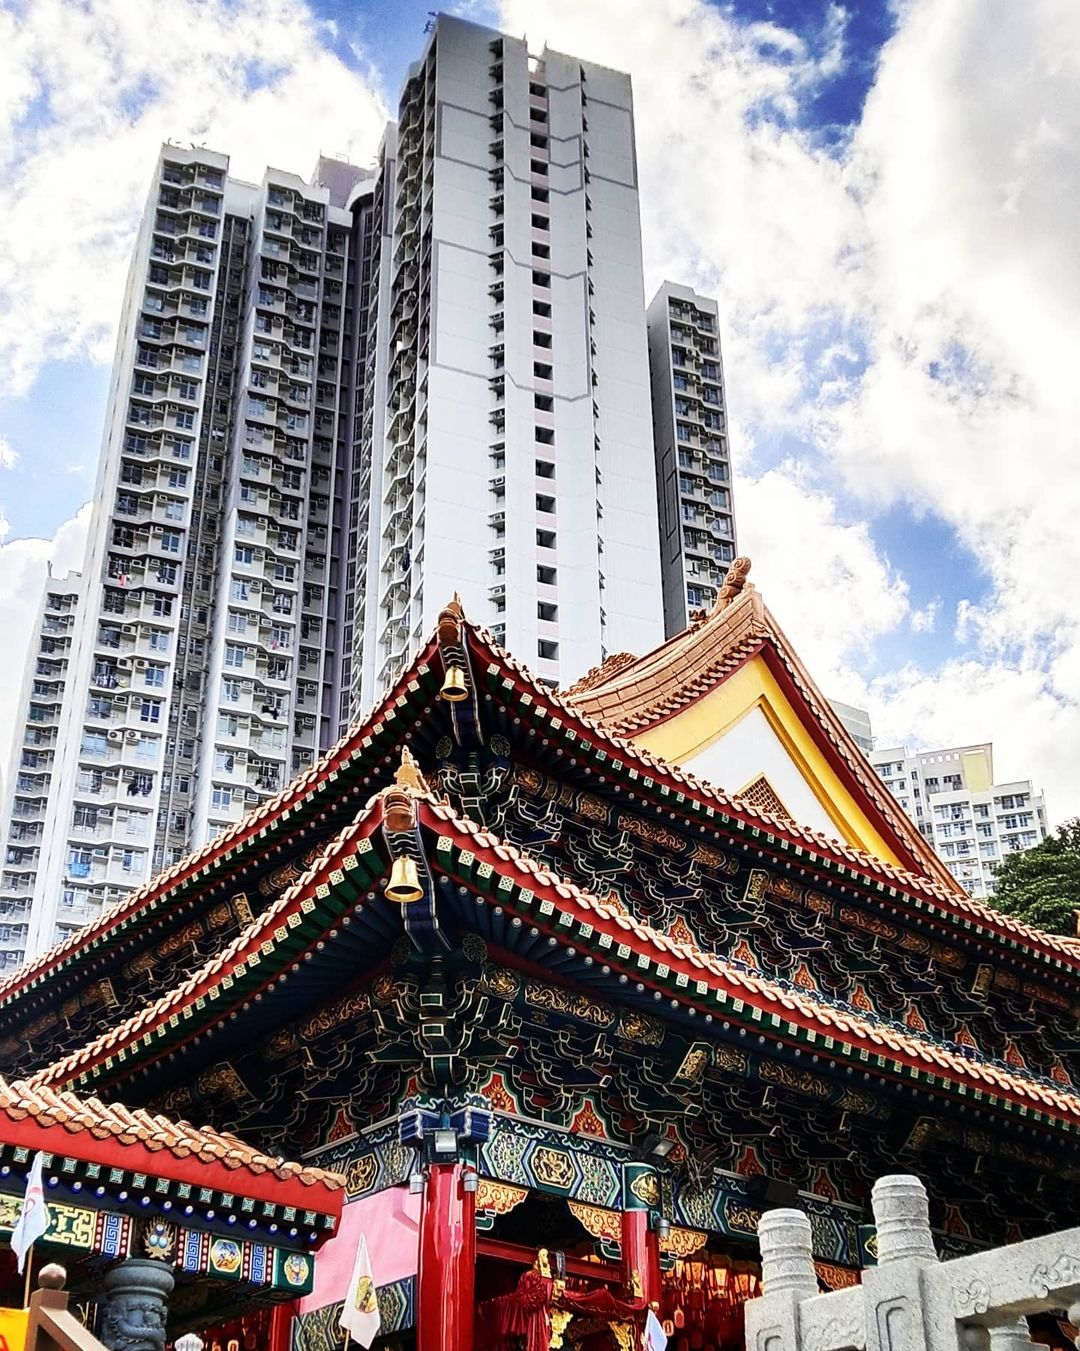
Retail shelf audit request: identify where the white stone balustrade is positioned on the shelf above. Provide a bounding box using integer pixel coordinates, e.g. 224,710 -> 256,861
745,1174 -> 1080,1351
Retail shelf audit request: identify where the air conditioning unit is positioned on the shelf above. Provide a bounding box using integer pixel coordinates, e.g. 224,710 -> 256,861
491,476 -> 505,489
151,524 -> 164,535
107,730 -> 123,743
126,732 -> 141,744
123,625 -> 137,635
245,790 -> 259,803
116,655 -> 133,667
249,581 -> 261,592
134,659 -> 149,670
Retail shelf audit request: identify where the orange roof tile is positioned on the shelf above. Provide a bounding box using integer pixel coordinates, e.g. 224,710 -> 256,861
0,1076 -> 345,1206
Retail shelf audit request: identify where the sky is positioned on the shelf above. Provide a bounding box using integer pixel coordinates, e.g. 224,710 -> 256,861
1,0 -> 1079,822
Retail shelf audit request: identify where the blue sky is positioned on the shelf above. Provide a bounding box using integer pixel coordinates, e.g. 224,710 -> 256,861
2,0 -> 1078,819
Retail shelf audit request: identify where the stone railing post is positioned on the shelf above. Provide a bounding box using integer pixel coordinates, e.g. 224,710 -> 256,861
861,1175 -> 938,1351
744,1209 -> 817,1351
873,1175 -> 938,1265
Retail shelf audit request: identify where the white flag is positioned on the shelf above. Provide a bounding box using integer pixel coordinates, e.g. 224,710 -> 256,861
11,1152 -> 49,1274
643,1308 -> 668,1351
339,1232 -> 380,1348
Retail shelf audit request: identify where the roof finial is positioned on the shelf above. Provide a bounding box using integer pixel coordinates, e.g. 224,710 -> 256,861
715,556 -> 752,609
394,745 -> 428,794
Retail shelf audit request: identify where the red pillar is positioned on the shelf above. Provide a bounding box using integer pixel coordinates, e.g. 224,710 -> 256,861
267,1299 -> 297,1351
621,1208 -> 662,1311
417,1163 -> 476,1351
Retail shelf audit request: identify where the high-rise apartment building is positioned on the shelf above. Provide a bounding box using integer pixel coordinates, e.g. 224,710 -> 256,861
647,282 -> 737,635
352,17 -> 664,706
2,15 -> 673,961
0,573 -> 80,965
870,742 -> 1048,899
4,145 -> 368,961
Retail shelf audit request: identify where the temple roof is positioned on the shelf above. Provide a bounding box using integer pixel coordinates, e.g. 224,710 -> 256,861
0,1075 -> 345,1216
564,559 -> 956,891
29,780 -> 1080,1139
4,582 -> 1078,1074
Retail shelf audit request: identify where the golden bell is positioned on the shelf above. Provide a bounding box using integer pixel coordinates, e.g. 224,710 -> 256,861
440,663 -> 468,702
385,855 -> 423,903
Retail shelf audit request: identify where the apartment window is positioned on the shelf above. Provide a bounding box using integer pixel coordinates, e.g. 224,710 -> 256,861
538,640 -> 558,660
160,530 -> 182,553
536,494 -> 555,513
536,529 -> 556,549
538,602 -> 558,622
218,714 -> 239,737
235,545 -> 254,566
533,330 -> 552,348
222,679 -> 242,703
211,787 -> 233,810
224,644 -> 245,669
537,565 -> 557,584
139,699 -> 161,724
530,159 -> 549,177
156,562 -> 178,585
534,363 -> 553,380
534,394 -> 553,412
536,460 -> 555,478
143,666 -> 165,688
532,270 -> 551,288
533,300 -> 551,318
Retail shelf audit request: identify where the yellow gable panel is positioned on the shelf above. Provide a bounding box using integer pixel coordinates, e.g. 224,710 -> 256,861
630,656 -> 905,867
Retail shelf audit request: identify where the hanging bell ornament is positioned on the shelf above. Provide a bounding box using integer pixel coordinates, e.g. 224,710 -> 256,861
385,855 -> 423,903
440,664 -> 468,701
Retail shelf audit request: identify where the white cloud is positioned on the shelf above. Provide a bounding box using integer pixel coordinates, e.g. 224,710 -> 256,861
738,463 -> 909,686
0,436 -> 16,470
0,0 -> 389,397
498,0 -> 1080,821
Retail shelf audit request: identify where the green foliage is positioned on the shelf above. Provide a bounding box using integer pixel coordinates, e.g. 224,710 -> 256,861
991,818 -> 1080,936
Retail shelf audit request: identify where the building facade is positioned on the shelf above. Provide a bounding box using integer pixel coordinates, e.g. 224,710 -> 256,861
1,146 -> 372,963
0,572 -> 80,966
352,16 -> 664,707
647,281 -> 737,635
870,742 -> 1048,898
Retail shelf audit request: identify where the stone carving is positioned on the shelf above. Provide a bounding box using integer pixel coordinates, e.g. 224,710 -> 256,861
100,1259 -> 175,1351
805,1315 -> 866,1351
1030,1252 -> 1080,1296
747,1175 -> 1080,1351
952,1277 -> 991,1315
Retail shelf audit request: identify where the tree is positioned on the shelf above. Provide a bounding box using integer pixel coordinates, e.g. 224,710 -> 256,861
991,818 -> 1080,936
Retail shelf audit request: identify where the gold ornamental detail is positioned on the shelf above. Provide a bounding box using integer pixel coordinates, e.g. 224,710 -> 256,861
476,1181 -> 528,1214
660,1225 -> 708,1258
532,1147 -> 575,1190
568,1201 -> 621,1243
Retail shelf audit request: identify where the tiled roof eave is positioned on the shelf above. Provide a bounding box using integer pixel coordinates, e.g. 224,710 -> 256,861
0,1077 -> 345,1215
418,801 -> 1080,1133
471,623 -> 1080,974
32,802 -> 390,1094
0,643 -> 440,1014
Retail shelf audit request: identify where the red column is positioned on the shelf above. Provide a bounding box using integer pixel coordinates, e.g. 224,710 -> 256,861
417,1163 -> 476,1351
621,1208 -> 662,1311
267,1299 -> 298,1351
